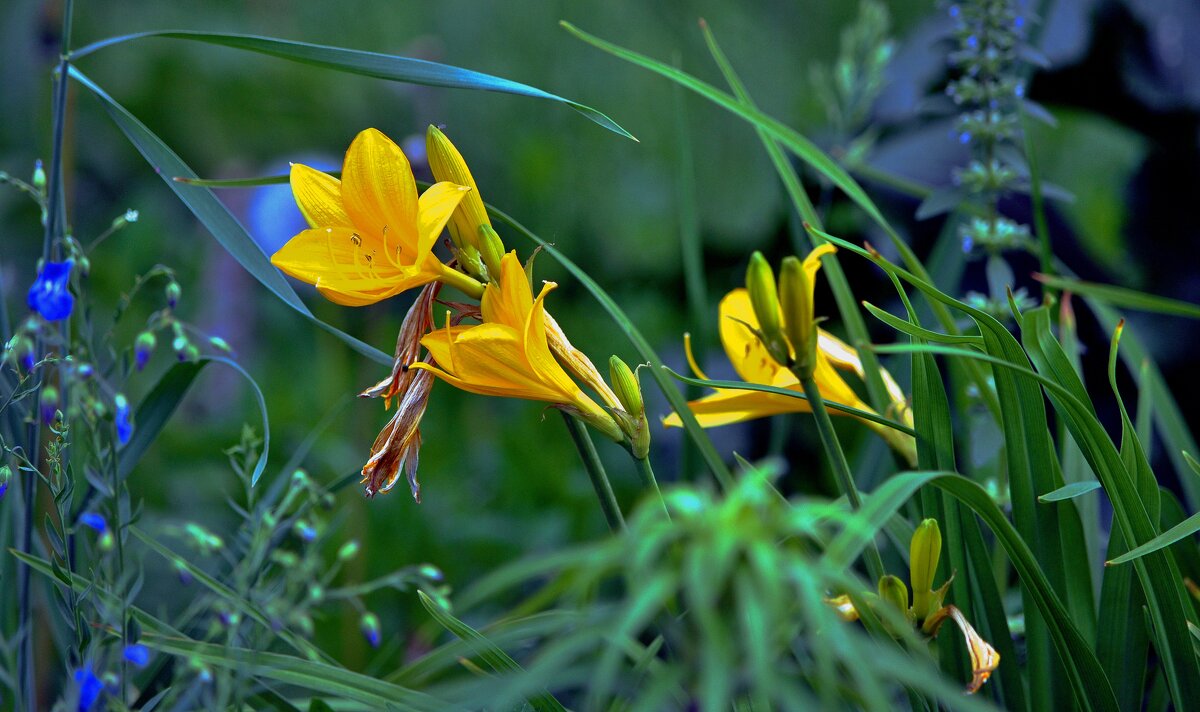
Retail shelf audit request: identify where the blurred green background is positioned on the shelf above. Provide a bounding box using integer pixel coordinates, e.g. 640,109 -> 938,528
4,0 -> 1199,669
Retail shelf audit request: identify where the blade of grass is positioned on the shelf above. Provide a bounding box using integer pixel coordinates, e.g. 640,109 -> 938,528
68,67 -> 392,368
417,591 -> 567,712
70,31 -> 634,140
1036,276 -> 1200,320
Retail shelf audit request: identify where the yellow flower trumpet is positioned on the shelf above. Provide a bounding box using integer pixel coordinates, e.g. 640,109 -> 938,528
664,283 -> 916,464
411,251 -> 623,441
271,128 -> 482,305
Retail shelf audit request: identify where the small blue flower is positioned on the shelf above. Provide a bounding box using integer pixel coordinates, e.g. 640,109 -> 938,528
123,643 -> 150,667
80,512 -> 107,532
114,394 -> 133,446
1014,15 -> 1026,30
0,481 -> 8,502
962,236 -> 975,253
361,612 -> 381,648
27,261 -> 74,321
958,131 -> 972,145
965,34 -> 978,50
948,5 -> 960,18
74,665 -> 103,712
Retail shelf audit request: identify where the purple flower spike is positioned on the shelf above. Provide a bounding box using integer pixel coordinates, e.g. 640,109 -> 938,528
27,261 -> 74,321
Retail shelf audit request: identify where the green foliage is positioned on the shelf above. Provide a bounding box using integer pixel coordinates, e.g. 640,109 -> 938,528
4,1 -> 1200,710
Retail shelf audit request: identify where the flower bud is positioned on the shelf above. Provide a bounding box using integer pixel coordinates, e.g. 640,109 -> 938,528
15,336 -> 35,372
779,255 -> 817,374
114,394 -> 133,446
135,331 -> 156,371
426,125 -> 490,252
165,282 -> 181,309
0,464 -> 11,501
208,336 -> 232,353
294,521 -> 317,542
40,385 -> 60,426
337,540 -> 360,561
745,252 -> 789,366
360,612 -> 381,647
112,209 -> 139,229
608,356 -> 650,459
478,225 -> 506,282
878,574 -> 910,615
910,518 -> 943,621
32,159 -> 46,192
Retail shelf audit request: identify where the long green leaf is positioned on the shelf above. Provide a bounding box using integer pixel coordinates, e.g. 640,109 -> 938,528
1106,511 -> 1200,566
117,361 -> 207,481
68,67 -> 392,368
417,591 -> 566,712
145,634 -> 443,710
1039,482 -> 1102,503
1037,275 -> 1200,320
71,31 -> 633,140
663,367 -> 916,436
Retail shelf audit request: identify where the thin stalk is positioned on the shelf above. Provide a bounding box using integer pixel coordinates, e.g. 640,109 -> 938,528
799,375 -> 884,581
633,454 -> 668,519
561,413 -> 625,532
21,4 -> 75,708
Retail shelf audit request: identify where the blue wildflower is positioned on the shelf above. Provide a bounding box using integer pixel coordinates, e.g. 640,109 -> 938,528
123,643 -> 150,667
134,332 -> 156,371
962,236 -> 975,253
114,394 -> 133,446
74,665 -> 103,712
0,465 -> 11,501
965,35 -> 978,50
40,385 -> 59,426
80,512 -> 107,532
958,131 -> 972,145
27,261 -> 74,321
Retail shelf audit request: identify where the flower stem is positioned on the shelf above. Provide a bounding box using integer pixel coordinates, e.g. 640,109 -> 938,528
561,412 -> 625,532
799,375 -> 884,581
437,264 -> 485,300
633,453 -> 669,519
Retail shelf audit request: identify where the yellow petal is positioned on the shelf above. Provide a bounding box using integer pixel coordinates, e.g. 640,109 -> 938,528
663,387 -> 811,428
719,289 -> 789,385
341,128 -> 419,252
290,163 -> 350,228
481,252 -> 534,328
415,181 -> 472,262
925,606 -> 1000,694
523,281 -> 585,403
271,226 -> 436,305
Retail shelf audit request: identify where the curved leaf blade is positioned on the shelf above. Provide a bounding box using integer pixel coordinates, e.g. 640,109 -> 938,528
72,31 -> 634,140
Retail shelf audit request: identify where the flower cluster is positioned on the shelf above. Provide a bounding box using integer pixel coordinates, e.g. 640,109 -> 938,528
272,127 -> 651,501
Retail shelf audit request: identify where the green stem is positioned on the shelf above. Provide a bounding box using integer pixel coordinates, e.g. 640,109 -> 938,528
799,375 -> 884,581
561,413 -> 625,532
633,454 -> 668,518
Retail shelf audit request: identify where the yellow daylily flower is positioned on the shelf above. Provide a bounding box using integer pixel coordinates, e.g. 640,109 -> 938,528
664,287 -> 916,463
271,128 -> 480,306
411,251 -> 623,441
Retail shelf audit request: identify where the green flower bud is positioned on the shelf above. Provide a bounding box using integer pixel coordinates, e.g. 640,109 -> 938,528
478,225 -> 506,282
878,574 -> 910,615
910,518 -> 943,621
779,255 -> 817,374
32,160 -> 46,192
745,252 -> 789,366
208,336 -> 232,353
165,282 -> 181,309
608,355 -> 650,458
337,540 -> 360,561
